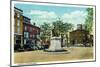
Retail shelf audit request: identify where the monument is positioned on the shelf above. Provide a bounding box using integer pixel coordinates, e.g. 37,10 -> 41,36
45,26 -> 66,52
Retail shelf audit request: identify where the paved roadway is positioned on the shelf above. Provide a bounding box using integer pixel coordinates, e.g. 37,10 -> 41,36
14,47 -> 94,64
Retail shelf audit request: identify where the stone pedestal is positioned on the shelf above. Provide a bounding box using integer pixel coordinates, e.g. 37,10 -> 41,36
46,36 -> 65,52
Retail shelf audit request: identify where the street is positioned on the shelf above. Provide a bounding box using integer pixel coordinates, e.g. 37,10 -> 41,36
14,47 -> 94,64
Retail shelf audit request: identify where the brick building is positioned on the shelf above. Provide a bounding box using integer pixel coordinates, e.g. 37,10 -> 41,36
70,24 -> 89,46
23,16 -> 40,46
14,7 -> 40,51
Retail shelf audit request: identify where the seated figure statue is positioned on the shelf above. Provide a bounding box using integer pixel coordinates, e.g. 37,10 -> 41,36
52,26 -> 60,37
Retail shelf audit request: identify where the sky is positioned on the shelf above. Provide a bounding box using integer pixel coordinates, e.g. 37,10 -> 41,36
14,3 -> 88,27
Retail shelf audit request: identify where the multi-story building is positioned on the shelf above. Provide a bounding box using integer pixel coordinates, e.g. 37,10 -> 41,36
23,16 -> 40,46
23,16 -> 31,45
69,24 -> 89,46
14,7 -> 41,50
14,7 -> 23,49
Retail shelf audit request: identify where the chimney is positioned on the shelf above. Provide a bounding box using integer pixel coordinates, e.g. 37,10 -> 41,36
33,23 -> 36,26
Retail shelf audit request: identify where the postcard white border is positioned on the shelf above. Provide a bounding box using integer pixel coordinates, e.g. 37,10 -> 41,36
11,1 -> 96,66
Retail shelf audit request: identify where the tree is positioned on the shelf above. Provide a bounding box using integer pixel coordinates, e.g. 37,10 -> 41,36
52,19 -> 74,47
40,22 -> 52,40
85,8 -> 93,33
52,19 -> 73,34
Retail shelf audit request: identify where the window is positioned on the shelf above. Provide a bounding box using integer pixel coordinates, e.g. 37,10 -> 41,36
24,39 -> 26,44
17,13 -> 20,18
17,20 -> 20,27
33,28 -> 35,30
24,26 -> 27,31
37,34 -> 40,39
14,19 -> 16,33
24,32 -> 29,38
30,34 -> 32,38
17,20 -> 20,33
37,30 -> 39,34
83,34 -> 85,36
30,27 -> 32,32
17,27 -> 20,33
80,34 -> 81,36
32,35 -> 35,38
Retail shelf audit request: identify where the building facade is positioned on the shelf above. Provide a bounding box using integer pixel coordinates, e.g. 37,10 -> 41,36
14,7 -> 23,48
70,24 -> 89,46
23,16 -> 40,46
23,16 -> 31,45
14,7 -> 41,50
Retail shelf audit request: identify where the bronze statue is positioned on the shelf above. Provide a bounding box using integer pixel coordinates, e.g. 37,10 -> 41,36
52,26 -> 60,37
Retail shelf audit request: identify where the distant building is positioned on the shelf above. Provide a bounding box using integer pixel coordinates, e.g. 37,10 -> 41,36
70,24 -> 89,46
14,7 -> 23,47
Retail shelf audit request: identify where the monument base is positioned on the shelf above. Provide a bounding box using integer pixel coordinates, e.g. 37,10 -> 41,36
45,37 -> 66,52
44,49 -> 67,52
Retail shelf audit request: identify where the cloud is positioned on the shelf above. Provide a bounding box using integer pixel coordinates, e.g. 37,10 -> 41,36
62,10 -> 87,24
30,10 -> 58,19
29,10 -> 87,27
30,10 -> 58,26
61,10 -> 87,29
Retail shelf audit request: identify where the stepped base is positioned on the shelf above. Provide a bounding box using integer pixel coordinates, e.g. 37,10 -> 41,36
44,48 -> 67,52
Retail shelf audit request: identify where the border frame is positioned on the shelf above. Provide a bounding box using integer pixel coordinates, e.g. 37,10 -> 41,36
10,1 -> 96,67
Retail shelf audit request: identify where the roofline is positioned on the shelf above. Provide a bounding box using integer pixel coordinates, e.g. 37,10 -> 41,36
14,7 -> 23,12
23,23 -> 40,29
23,15 -> 31,20
70,29 -> 89,32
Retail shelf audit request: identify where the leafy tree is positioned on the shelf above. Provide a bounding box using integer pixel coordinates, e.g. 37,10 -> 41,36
85,8 -> 93,33
52,19 -> 73,47
53,19 -> 73,34
40,22 -> 52,40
